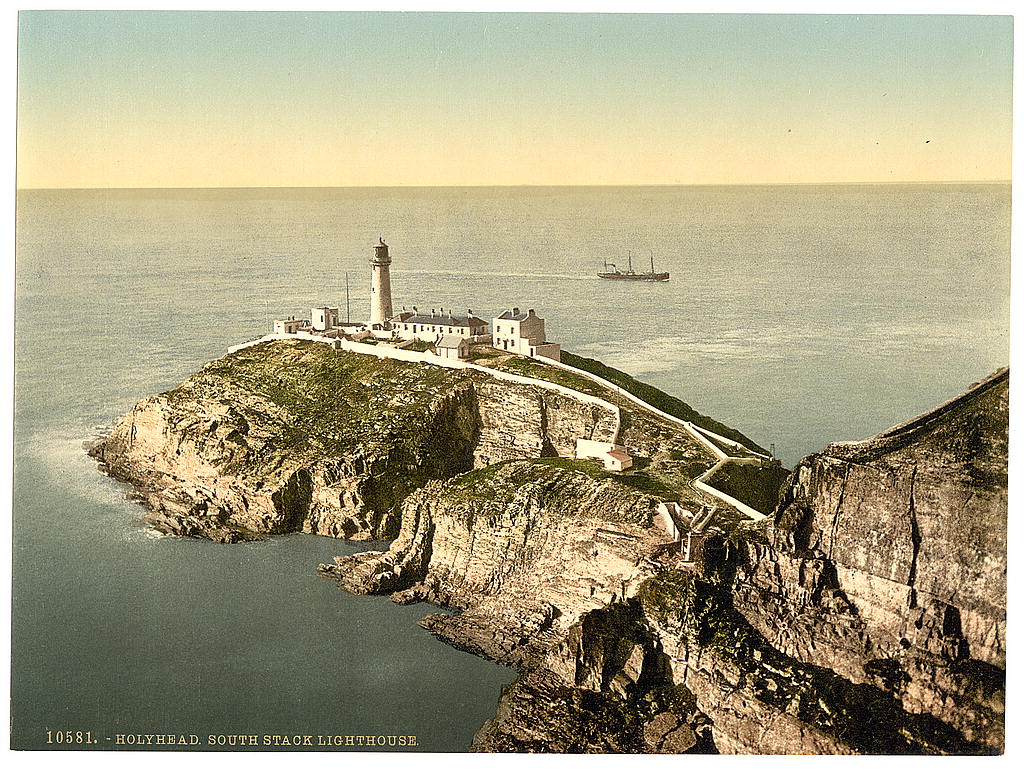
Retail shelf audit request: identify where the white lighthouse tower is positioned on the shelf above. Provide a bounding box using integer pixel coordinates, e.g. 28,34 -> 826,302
369,237 -> 394,326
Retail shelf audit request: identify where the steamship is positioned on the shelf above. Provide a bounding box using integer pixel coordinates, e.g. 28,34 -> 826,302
597,251 -> 669,282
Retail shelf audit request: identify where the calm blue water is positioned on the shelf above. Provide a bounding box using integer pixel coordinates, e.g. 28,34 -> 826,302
12,184 -> 1009,750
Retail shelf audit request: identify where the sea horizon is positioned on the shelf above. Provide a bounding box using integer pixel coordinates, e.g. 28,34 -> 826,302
16,180 -> 1012,193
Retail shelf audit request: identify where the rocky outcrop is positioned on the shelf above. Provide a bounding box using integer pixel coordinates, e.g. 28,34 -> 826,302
729,367 -> 1008,750
90,340 -> 623,541
326,369 -> 1007,754
472,380 -> 617,466
322,460 -> 674,666
469,666 -> 712,753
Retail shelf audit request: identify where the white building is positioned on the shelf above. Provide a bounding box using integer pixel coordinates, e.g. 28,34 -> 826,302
396,310 -> 488,341
492,308 -> 561,361
266,244 -> 569,367
311,307 -> 340,331
273,317 -> 307,335
435,335 -> 470,360
575,439 -> 633,472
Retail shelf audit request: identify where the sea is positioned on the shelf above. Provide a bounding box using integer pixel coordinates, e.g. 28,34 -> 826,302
11,184 -> 1011,751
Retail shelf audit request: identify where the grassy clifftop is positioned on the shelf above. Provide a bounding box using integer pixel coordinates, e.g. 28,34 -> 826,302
166,340 -> 479,468
454,456 -> 711,504
194,341 -> 775,509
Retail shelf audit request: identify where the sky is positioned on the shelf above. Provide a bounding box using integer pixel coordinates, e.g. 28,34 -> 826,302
15,11 -> 1015,188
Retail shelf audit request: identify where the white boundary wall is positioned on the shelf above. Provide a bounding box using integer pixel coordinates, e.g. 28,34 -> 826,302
692,457 -> 769,522
228,332 -> 343,353
534,354 -> 772,520
535,355 -> 773,460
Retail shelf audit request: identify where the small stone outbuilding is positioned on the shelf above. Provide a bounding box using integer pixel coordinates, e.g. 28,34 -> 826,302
435,334 -> 471,360
575,438 -> 633,471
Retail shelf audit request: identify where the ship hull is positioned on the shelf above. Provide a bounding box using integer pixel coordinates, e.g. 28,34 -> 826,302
597,272 -> 670,281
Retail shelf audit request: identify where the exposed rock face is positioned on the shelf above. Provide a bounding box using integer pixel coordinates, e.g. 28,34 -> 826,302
90,341 -> 621,541
327,369 -> 1007,754
732,367 -> 1008,750
469,667 -> 711,753
323,460 -> 673,667
472,380 -> 617,466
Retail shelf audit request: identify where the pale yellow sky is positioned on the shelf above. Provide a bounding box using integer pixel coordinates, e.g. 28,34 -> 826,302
17,12 -> 1014,188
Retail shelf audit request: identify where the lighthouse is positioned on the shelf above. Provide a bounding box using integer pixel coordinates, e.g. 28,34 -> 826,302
369,237 -> 394,326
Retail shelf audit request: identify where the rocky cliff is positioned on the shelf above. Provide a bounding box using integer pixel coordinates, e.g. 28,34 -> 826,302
90,340 -> 628,541
324,459 -> 674,666
325,369 -> 1007,754
730,367 -> 1008,750
90,338 -> 1005,753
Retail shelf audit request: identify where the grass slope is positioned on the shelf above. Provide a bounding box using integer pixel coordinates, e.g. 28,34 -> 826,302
560,352 -> 768,454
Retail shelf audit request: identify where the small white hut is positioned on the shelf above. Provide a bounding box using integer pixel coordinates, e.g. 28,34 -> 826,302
575,439 -> 633,471
435,334 -> 470,360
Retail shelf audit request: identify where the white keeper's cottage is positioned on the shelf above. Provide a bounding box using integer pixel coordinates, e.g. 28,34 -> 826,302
575,439 -> 634,471
395,310 -> 488,341
492,308 -> 561,361
311,306 -> 340,331
273,316 -> 306,335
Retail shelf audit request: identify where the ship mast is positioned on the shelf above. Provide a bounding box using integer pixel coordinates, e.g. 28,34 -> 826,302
650,250 -> 655,274
627,251 -> 633,274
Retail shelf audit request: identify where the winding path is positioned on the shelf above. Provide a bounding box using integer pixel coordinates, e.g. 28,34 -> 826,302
533,355 -> 772,521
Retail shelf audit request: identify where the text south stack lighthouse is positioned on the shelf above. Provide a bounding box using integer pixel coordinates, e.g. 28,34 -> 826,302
369,237 -> 394,326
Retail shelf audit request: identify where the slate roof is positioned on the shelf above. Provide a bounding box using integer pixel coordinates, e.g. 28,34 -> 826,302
404,313 -> 487,327
436,335 -> 468,349
496,310 -> 532,321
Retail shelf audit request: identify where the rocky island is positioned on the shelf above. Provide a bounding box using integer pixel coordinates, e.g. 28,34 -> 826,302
89,340 -> 1006,754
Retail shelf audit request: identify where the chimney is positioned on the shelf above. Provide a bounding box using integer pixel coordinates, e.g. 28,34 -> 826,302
513,307 -> 520,315
528,308 -> 535,315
